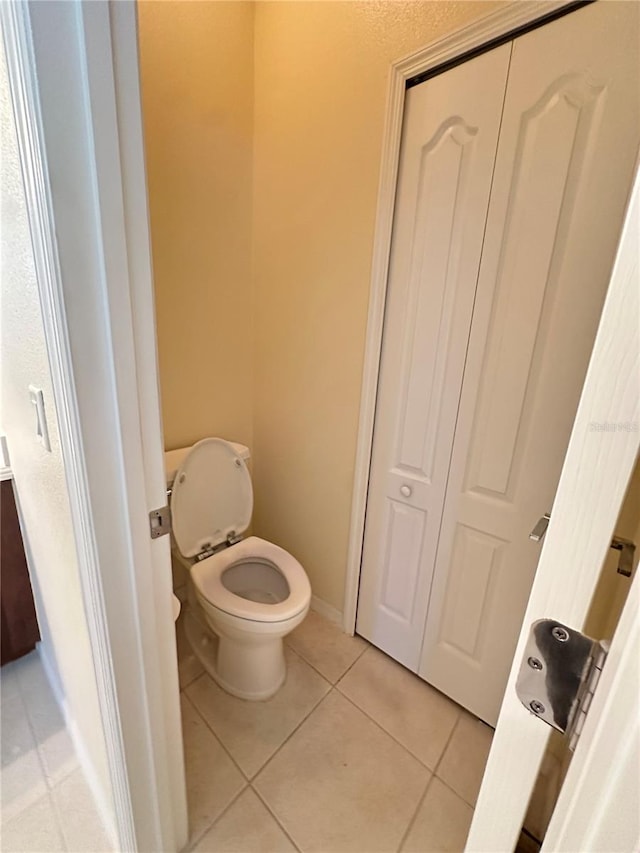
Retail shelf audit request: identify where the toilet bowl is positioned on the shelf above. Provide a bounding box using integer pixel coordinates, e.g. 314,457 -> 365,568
168,438 -> 311,700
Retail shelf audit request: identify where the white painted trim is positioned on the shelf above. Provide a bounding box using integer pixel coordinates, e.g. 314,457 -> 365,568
343,0 -> 577,633
2,1 -> 186,850
1,3 -> 135,848
311,595 -> 343,627
37,643 -> 118,849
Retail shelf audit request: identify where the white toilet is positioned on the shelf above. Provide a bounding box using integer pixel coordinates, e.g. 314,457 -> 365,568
166,437 -> 311,700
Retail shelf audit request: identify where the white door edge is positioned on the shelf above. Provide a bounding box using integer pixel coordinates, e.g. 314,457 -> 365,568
543,568 -> 639,852
1,2 -> 187,850
467,161 -> 640,850
344,0 -> 576,634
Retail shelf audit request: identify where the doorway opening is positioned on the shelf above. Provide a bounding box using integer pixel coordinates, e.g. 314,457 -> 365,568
136,0 -> 640,848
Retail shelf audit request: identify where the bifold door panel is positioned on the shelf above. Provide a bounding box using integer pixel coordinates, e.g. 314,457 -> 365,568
355,44 -> 511,671
357,0 -> 640,723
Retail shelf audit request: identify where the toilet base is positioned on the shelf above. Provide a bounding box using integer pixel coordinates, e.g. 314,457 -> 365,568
183,607 -> 286,701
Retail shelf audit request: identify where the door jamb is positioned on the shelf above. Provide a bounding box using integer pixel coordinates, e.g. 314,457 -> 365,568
343,0 -> 576,634
1,2 -> 187,850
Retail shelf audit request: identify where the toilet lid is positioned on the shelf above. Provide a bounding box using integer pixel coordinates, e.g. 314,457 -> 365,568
171,438 -> 253,557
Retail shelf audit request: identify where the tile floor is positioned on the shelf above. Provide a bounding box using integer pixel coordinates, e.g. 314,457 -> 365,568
177,609 -> 494,852
0,652 -> 112,852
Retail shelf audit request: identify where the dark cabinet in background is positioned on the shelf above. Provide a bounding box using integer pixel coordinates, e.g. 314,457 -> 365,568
1,478 -> 40,665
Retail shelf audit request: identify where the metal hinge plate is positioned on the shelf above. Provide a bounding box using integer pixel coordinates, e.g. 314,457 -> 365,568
515,619 -> 608,752
149,505 -> 171,539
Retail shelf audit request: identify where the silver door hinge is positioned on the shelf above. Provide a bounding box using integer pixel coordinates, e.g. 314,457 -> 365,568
149,505 -> 171,539
515,619 -> 608,752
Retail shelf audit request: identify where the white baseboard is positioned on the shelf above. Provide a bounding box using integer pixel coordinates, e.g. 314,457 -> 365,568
36,643 -> 119,848
310,595 -> 343,626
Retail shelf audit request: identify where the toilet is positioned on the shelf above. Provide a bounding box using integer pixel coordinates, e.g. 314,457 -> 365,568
166,437 -> 311,700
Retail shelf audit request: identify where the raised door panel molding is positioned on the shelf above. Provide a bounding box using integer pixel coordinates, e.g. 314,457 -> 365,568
379,501 -> 427,624
396,118 -> 478,481
438,523 -> 505,661
465,73 -> 605,499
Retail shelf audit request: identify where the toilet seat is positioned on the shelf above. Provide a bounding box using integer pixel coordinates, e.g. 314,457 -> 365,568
191,536 -> 311,623
171,438 -> 253,557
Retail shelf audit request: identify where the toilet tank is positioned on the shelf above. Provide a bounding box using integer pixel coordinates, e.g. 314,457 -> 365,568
164,440 -> 251,488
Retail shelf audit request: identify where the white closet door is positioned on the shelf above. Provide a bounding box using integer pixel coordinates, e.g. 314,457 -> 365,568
419,0 -> 640,724
355,45 -> 511,669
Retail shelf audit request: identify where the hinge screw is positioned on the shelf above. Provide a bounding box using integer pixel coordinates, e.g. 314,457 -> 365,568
552,626 -> 570,642
527,656 -> 543,671
530,700 -> 546,715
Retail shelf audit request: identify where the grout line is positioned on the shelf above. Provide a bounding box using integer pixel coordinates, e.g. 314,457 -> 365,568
396,772 -> 436,853
284,644 -> 334,689
14,657 -> 78,796
14,660 -> 54,787
178,664 -> 206,691
398,716 -> 473,852
431,714 -> 491,808
333,638 -> 371,685
433,774 -> 478,810
285,632 -> 369,687
248,664 -> 333,782
251,784 -> 302,852
181,783 -> 249,853
431,711 -> 460,777
181,687 -> 249,783
182,657 -> 331,784
11,659 -> 70,851
334,683 -> 461,776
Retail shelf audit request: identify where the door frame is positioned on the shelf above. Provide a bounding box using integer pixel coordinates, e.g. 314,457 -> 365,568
1,1 -> 187,850
343,0 -> 579,634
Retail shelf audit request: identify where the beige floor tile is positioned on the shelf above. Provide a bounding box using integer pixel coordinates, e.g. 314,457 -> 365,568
254,690 -> 429,853
16,655 -> 77,787
192,788 -> 296,853
401,778 -> 473,852
1,792 -> 66,852
337,647 -> 460,770
186,648 -> 330,779
437,713 -> 493,806
181,695 -> 246,842
1,693 -> 48,821
51,768 -> 113,852
0,661 -> 21,705
176,612 -> 205,690
286,610 -> 367,684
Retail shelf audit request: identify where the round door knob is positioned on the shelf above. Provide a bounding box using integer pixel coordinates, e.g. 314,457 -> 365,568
400,484 -> 412,498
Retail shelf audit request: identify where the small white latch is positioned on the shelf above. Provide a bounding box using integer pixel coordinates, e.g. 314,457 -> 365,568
28,385 -> 51,452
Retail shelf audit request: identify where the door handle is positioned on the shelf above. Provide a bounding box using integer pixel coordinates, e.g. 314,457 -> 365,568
400,484 -> 413,498
610,537 -> 636,577
530,512 -> 636,576
529,513 -> 551,542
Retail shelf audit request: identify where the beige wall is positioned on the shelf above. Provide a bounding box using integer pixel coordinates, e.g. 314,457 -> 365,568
252,1 -> 501,610
1,43 -> 114,829
138,1 -> 255,452
141,1 -> 502,612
